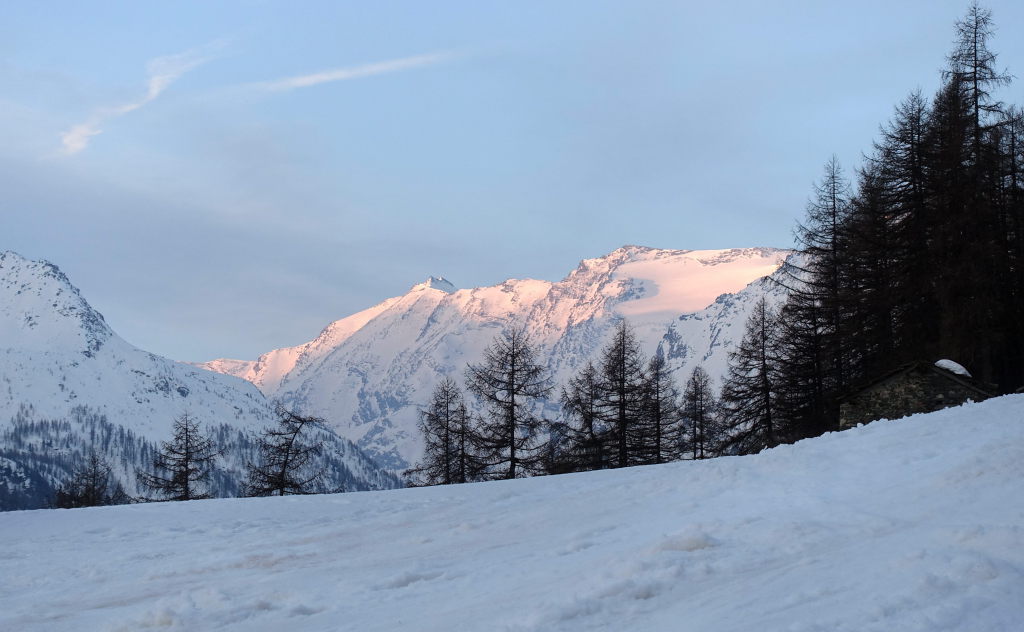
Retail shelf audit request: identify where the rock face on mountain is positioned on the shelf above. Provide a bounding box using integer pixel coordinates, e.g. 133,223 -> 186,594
0,251 -> 400,510
199,247 -> 792,470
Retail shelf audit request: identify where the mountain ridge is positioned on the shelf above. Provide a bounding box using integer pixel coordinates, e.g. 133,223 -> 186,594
197,245 -> 793,470
0,251 -> 401,509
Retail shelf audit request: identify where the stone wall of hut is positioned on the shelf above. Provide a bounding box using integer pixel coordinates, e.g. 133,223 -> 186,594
839,368 -> 987,428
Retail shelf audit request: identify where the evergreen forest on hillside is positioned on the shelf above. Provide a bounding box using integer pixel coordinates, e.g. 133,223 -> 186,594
409,3 -> 1024,485
763,2 -> 1023,443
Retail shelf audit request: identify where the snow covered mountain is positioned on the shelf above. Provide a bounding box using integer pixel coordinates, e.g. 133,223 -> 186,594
4,395 -> 1021,631
198,246 -> 792,470
0,251 -> 272,437
0,251 -> 400,509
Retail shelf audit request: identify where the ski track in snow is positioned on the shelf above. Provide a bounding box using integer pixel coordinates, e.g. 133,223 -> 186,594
2,396 -> 1023,631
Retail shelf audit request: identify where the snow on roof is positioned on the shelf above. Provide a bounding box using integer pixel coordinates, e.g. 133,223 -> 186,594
935,359 -> 972,378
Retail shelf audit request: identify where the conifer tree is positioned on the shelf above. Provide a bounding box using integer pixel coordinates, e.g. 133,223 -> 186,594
765,4 -> 1024,440
137,413 -> 219,501
682,365 -> 716,460
245,405 -> 327,496
802,157 -> 854,387
595,320 -> 647,468
773,293 -> 828,440
466,327 -> 552,479
632,353 -> 683,464
558,361 -> 612,472
946,1 -> 1011,159
53,451 -> 128,508
871,90 -> 935,364
996,107 -> 1024,376
718,299 -> 781,455
405,378 -> 480,486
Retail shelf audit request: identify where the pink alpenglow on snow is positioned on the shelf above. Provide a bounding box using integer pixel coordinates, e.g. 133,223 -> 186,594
195,246 -> 792,469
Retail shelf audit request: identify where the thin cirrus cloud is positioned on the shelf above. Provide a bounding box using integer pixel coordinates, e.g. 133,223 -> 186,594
253,51 -> 454,92
57,49 -> 452,155
59,46 -> 217,156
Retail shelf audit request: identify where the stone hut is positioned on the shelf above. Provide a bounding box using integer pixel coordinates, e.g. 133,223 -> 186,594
838,361 -> 995,429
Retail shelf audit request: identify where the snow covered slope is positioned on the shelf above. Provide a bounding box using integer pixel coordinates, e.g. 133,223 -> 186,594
198,246 -> 790,469
0,251 -> 271,437
2,396 -> 1021,631
0,251 -> 399,508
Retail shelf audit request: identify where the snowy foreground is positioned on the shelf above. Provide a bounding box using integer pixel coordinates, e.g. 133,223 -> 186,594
3,398 -> 1023,631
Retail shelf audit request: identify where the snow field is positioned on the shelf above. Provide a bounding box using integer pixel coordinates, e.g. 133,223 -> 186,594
2,395 -> 1023,631
613,249 -> 783,317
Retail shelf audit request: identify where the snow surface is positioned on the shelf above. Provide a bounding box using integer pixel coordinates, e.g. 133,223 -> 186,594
197,246 -> 791,469
613,248 -> 783,317
936,359 -> 972,378
3,396 -> 1022,631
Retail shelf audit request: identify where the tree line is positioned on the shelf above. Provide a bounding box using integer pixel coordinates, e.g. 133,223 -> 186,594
405,321 -> 729,486
51,404 -> 337,509
409,3 -> 1024,481
719,2 -> 1024,452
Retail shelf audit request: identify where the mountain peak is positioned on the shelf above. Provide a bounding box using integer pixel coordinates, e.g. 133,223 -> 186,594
0,251 -> 112,356
611,244 -> 658,256
409,276 -> 457,294
2,250 -> 71,283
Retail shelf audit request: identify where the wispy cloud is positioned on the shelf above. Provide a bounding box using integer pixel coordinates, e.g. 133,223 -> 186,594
255,52 -> 454,92
58,48 -> 451,155
60,45 -> 217,156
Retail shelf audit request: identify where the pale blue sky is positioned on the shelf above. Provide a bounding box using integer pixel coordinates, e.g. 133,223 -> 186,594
3,1 -> 1022,360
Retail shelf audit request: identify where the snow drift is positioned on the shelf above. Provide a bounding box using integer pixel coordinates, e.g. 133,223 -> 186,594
2,395 -> 1021,631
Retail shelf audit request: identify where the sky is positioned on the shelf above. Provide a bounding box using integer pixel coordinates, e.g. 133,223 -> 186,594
3,1 -> 1023,362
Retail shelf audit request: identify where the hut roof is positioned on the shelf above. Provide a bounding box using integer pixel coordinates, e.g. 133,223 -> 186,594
839,361 -> 995,403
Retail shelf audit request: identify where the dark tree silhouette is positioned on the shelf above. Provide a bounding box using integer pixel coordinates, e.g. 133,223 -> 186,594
245,405 -> 328,496
947,1 -> 1011,157
596,320 -> 647,468
770,4 -> 1024,441
405,378 -> 480,486
466,327 -> 552,479
718,299 -> 782,455
632,353 -> 683,464
795,158 -> 854,403
137,413 -> 219,501
682,365 -> 717,460
53,451 -> 128,508
929,3 -> 1014,388
557,361 -> 612,472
